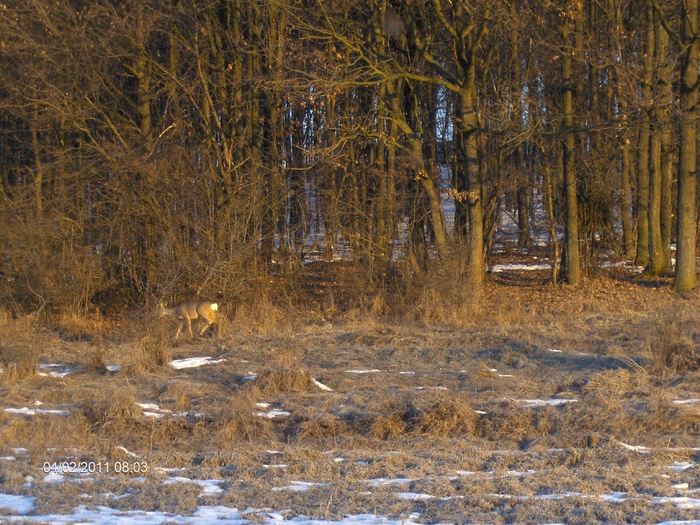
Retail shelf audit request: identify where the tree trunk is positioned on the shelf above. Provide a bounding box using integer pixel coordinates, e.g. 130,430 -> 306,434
561,8 -> 581,285
635,7 -> 654,268
675,0 -> 699,293
613,0 -> 635,259
656,15 -> 673,272
30,107 -> 43,216
647,7 -> 665,275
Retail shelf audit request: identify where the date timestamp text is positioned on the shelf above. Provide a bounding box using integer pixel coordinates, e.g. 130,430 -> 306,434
43,461 -> 149,475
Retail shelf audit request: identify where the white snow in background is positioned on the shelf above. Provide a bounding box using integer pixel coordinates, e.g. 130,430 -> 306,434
254,403 -> 290,418
137,403 -> 193,419
490,369 -> 513,377
618,442 -> 652,454
256,409 -> 291,419
396,492 -> 438,501
345,369 -> 380,374
490,263 -> 552,273
170,357 -> 226,370
272,481 -> 330,492
106,364 -> 122,372
38,364 -> 74,377
163,478 -> 224,496
43,472 -> 66,484
673,399 -> 700,405
4,407 -> 69,416
3,470 -> 700,525
365,478 -> 414,486
311,378 -> 333,391
651,497 -> 700,509
0,494 -> 36,515
507,398 -> 577,408
0,504 -> 431,525
669,462 -> 697,471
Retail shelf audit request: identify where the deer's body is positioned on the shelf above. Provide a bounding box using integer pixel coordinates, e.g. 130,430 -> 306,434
159,300 -> 220,339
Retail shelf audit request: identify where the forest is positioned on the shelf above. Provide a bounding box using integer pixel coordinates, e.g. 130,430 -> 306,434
1,0 -> 700,316
2,3 -> 700,523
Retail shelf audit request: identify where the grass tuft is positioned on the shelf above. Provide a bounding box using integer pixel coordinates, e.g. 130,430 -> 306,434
83,387 -> 142,434
217,393 -> 275,443
123,331 -> 172,375
370,391 -> 478,439
251,367 -> 316,396
649,319 -> 699,376
0,343 -> 38,384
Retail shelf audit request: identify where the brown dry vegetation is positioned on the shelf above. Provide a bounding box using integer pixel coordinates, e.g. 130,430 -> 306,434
0,267 -> 699,523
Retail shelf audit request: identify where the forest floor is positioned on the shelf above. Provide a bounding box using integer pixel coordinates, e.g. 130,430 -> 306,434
0,260 -> 699,524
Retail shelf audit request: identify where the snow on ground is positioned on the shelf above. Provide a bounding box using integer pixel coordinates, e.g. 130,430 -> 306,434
255,402 -> 291,419
37,364 -> 74,377
0,501 -> 429,525
0,493 -> 36,514
506,398 -> 578,408
272,481 -> 330,492
163,477 -> 224,496
137,403 -> 195,419
311,377 -> 333,391
4,407 -> 69,416
490,262 -> 552,272
170,357 -> 227,370
3,483 -> 700,524
2,446 -> 700,525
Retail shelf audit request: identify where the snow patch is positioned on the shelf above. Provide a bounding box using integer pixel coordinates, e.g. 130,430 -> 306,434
272,481 -> 330,492
490,263 -> 552,272
163,477 -> 224,496
312,378 -> 333,391
507,398 -> 577,408
170,357 -> 226,370
38,364 -> 74,377
0,493 -> 36,514
4,407 -> 69,416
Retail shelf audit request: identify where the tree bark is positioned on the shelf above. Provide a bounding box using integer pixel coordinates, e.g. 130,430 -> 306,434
675,0 -> 699,293
561,6 -> 581,285
647,7 -> 664,275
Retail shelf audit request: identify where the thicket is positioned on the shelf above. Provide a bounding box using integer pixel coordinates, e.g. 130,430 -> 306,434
1,0 -> 699,319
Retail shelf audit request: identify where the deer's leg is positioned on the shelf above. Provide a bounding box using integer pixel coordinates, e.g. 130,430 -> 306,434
186,316 -> 194,338
199,319 -> 213,336
175,321 -> 183,340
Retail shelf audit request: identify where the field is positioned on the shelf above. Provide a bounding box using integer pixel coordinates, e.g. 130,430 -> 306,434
0,265 -> 699,525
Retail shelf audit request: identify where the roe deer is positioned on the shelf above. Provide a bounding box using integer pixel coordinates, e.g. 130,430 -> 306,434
158,300 -> 220,339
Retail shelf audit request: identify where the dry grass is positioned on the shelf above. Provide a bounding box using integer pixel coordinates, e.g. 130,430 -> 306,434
370,391 -> 479,439
232,287 -> 297,335
217,393 -> 275,444
82,386 -> 143,433
53,311 -> 106,342
121,330 -> 172,375
0,343 -> 38,384
1,274 -> 699,523
251,368 -> 317,396
648,317 -> 700,376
